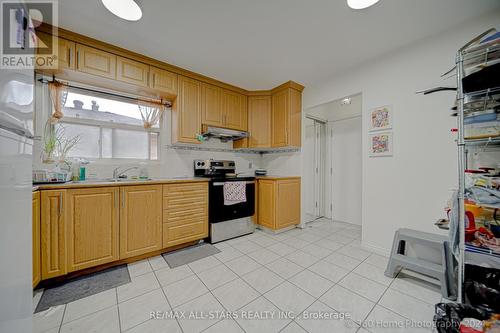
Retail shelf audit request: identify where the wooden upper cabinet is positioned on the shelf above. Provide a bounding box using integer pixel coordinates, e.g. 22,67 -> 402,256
271,89 -> 289,147
172,76 -> 202,144
41,190 -> 66,279
149,67 -> 178,95
120,185 -> 162,259
201,83 -> 222,126
288,88 -> 302,147
76,44 -> 116,79
32,192 -> 41,288
36,32 -> 75,71
56,38 -> 76,71
248,96 -> 272,148
116,56 -> 149,87
200,84 -> 247,131
221,89 -> 247,131
271,88 -> 302,147
66,188 -> 119,272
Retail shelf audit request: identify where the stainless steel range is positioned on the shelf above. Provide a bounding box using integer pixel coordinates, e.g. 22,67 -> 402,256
194,159 -> 255,243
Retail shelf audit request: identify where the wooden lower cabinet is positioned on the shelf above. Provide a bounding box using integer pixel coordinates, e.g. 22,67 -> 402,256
66,187 -> 119,272
120,185 -> 163,259
32,192 -> 41,288
257,178 -> 301,230
36,182 -> 210,283
162,182 -> 208,247
41,190 -> 67,279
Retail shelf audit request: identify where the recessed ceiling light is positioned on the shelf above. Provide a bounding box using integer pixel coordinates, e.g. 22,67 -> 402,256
347,0 -> 380,9
101,0 -> 142,21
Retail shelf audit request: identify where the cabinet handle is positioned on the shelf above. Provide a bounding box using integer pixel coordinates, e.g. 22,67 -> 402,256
121,189 -> 125,208
67,47 -> 71,65
114,190 -> 118,208
76,50 -> 79,68
152,72 -> 155,87
58,193 -> 63,217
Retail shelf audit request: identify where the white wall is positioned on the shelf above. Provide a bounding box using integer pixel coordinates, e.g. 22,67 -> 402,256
300,11 -> 500,254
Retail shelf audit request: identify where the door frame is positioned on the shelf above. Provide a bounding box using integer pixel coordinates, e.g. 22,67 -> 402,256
305,114 -> 327,223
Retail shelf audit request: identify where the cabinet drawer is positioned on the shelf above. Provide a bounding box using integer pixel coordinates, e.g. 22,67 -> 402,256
163,195 -> 208,208
163,221 -> 207,247
163,183 -> 208,194
163,207 -> 207,224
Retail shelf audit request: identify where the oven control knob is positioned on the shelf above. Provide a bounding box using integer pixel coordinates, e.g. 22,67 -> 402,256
200,162 -> 205,166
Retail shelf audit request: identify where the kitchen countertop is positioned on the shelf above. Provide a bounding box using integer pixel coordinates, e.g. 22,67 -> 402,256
32,177 -> 209,190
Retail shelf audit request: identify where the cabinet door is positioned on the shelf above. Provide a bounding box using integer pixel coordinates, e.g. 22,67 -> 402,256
271,89 -> 289,147
32,192 -> 41,288
289,89 -> 302,147
36,32 -> 75,71
120,185 -> 162,259
257,180 -> 275,229
41,190 -> 66,279
222,89 -> 247,131
149,67 -> 178,95
66,188 -> 119,272
201,83 -> 222,126
76,44 -> 116,79
276,179 -> 301,229
116,56 -> 149,87
172,76 -> 201,144
248,96 -> 272,148
58,38 -> 76,71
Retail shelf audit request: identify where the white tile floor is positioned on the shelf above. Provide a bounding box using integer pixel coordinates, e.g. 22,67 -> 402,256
33,218 -> 444,333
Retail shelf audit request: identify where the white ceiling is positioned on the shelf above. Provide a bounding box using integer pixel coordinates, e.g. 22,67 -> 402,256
58,0 -> 500,90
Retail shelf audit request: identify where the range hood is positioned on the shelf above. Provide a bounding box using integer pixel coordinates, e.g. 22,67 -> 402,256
200,126 -> 249,142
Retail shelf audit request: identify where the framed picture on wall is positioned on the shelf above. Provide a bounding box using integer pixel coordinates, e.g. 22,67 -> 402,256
369,131 -> 393,157
369,105 -> 393,131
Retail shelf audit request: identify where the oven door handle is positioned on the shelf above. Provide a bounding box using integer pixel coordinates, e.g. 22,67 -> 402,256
212,181 -> 255,186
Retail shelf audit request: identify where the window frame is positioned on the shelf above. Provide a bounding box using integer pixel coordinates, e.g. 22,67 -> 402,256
58,106 -> 161,161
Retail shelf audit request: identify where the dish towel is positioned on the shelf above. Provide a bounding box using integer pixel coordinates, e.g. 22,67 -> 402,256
223,181 -> 247,205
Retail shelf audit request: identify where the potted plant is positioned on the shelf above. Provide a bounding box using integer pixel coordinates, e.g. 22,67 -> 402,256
42,121 -> 81,164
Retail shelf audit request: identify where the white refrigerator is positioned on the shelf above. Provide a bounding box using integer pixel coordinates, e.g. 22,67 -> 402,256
0,5 -> 35,333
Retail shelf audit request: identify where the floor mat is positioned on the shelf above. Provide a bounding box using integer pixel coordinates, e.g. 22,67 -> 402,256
162,243 -> 221,268
35,264 -> 130,313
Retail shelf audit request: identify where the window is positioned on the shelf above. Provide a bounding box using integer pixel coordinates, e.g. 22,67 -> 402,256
57,88 -> 160,160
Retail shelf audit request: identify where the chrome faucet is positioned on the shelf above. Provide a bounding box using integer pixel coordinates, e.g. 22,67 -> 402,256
112,166 -> 139,179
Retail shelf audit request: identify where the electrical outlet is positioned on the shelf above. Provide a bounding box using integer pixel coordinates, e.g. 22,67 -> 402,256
249,162 -> 253,169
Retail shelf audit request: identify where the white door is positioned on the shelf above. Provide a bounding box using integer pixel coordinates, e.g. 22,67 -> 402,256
330,116 -> 362,225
